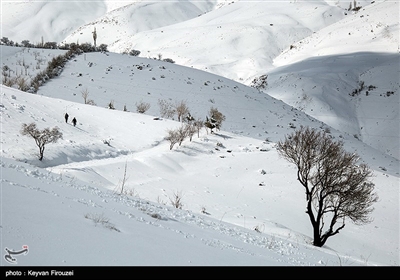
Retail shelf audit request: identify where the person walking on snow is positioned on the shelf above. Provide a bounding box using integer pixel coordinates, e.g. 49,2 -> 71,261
72,117 -> 77,127
65,113 -> 69,123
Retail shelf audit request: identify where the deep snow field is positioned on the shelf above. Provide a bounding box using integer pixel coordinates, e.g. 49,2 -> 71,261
1,0 -> 399,270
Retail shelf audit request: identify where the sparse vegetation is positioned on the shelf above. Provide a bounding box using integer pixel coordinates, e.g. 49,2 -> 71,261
128,49 -> 141,56
84,213 -> 120,232
169,190 -> 184,209
163,58 -> 175,64
136,101 -> 151,114
250,74 -> 268,90
1,38 -> 111,93
107,100 -> 115,110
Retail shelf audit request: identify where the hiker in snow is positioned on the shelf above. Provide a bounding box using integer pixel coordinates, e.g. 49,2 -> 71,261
72,117 -> 77,127
65,113 -> 69,123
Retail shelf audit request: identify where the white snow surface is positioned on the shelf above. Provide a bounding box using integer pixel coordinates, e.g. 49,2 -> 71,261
0,0 -> 399,268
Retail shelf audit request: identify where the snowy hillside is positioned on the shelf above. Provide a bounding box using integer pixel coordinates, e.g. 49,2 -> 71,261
1,0 -> 399,268
1,82 -> 399,267
2,0 -> 398,159
1,46 -> 399,267
266,0 -> 400,159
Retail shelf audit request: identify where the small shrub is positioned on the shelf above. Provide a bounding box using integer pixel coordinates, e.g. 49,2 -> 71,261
250,74 -> 268,90
169,190 -> 184,209
84,213 -> 120,232
16,76 -> 29,91
163,58 -> 175,63
98,44 -> 108,52
136,101 -> 150,113
129,49 -> 141,56
205,107 -> 226,133
86,99 -> 96,106
108,100 -> 115,110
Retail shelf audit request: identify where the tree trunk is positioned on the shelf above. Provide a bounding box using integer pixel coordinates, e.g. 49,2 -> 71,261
39,145 -> 45,161
312,228 -> 323,247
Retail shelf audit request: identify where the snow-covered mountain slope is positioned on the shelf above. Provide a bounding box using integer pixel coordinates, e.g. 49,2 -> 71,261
273,0 -> 399,66
1,0 -> 374,82
1,43 -> 399,265
65,1 -> 350,81
1,0 -> 399,267
266,52 -> 399,159
264,0 -> 400,159
1,83 -> 399,266
35,50 -> 325,144
3,0 -> 397,159
1,0 -> 109,44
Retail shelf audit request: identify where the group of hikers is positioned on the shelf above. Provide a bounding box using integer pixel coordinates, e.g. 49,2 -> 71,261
64,113 -> 77,126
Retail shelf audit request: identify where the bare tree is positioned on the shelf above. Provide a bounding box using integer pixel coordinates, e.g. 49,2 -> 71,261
81,88 -> 89,104
276,126 -> 378,247
80,88 -> 96,105
158,99 -> 176,119
194,118 -> 204,138
175,100 -> 190,122
165,128 -> 180,150
185,123 -> 196,142
177,125 -> 188,146
20,122 -> 63,161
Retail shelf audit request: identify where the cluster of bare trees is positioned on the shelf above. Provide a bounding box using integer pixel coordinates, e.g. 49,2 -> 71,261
165,104 -> 225,150
165,116 -> 204,150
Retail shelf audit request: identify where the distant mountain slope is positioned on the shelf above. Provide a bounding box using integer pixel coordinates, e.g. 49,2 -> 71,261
2,0 -> 373,82
266,52 -> 399,159
106,0 -> 353,82
62,0 -> 218,47
264,0 -> 400,159
273,0 -> 399,67
1,0 -> 109,44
